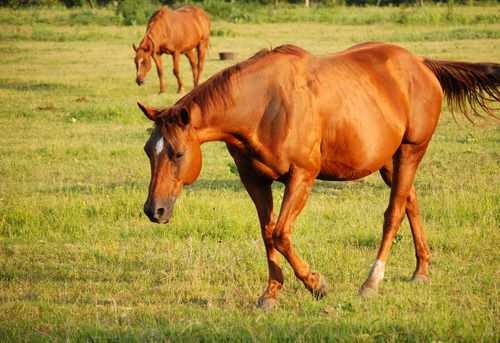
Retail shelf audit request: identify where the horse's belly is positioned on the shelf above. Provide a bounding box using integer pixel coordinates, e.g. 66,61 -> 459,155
318,162 -> 375,181
318,126 -> 403,181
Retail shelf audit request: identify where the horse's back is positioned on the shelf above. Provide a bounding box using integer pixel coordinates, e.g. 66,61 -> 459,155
173,5 -> 211,37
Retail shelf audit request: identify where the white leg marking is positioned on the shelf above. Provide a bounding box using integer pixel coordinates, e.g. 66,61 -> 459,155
155,137 -> 164,155
369,259 -> 385,284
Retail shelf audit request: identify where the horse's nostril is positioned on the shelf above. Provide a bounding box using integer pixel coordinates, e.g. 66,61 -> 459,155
156,208 -> 165,217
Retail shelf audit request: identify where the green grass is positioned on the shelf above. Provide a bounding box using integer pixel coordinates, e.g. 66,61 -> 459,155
0,5 -> 499,342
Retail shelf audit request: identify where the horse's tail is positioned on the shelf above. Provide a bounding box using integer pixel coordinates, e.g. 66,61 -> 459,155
423,58 -> 500,122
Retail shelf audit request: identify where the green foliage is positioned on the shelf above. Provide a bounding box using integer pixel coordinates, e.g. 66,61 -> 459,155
61,0 -> 84,8
0,3 -> 498,26
1,0 -> 499,10
203,0 -> 258,23
199,3 -> 500,25
0,0 -> 58,7
116,0 -> 155,25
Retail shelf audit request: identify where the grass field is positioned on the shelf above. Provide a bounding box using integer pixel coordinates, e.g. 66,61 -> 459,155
0,5 -> 499,341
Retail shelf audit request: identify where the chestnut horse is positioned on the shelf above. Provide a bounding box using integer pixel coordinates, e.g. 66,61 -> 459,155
137,42 -> 499,309
133,5 -> 210,93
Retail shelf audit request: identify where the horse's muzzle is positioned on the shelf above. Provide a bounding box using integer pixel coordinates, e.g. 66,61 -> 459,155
136,77 -> 144,86
144,198 -> 175,224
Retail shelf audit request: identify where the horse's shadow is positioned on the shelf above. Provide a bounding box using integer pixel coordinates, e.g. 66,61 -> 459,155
187,178 -> 386,195
188,178 -> 243,192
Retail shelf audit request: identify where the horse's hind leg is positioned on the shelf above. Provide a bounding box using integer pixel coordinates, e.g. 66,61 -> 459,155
379,162 -> 431,283
184,50 -> 198,88
229,147 -> 283,309
196,40 -> 208,85
359,142 -> 429,297
272,168 -> 327,299
171,52 -> 183,93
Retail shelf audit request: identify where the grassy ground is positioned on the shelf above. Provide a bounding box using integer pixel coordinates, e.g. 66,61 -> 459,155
0,5 -> 499,342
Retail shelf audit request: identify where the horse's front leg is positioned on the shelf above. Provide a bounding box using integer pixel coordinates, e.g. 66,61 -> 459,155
171,52 -> 183,93
273,167 -> 328,299
152,53 -> 165,94
241,174 -> 283,309
229,148 -> 283,309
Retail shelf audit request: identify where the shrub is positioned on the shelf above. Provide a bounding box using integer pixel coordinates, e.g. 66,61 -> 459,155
61,0 -> 85,7
0,0 -> 58,6
117,0 -> 157,25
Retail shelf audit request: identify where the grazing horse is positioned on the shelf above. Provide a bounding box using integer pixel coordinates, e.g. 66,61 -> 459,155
137,42 -> 499,309
133,5 -> 210,94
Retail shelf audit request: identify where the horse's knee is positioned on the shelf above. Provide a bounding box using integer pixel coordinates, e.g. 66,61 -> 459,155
261,227 -> 275,248
383,209 -> 403,228
417,248 -> 431,263
406,193 -> 421,217
384,200 -> 406,227
272,231 -> 290,255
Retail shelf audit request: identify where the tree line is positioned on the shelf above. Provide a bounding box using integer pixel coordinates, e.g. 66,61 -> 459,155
1,0 -> 494,8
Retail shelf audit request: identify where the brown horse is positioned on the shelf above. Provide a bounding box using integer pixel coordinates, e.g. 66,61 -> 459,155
133,5 -> 210,94
137,42 -> 499,309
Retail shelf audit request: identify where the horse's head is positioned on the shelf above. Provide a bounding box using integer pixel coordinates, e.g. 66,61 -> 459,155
138,102 -> 202,224
133,43 -> 153,86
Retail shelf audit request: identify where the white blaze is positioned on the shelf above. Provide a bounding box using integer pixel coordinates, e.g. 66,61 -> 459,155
155,137 -> 164,155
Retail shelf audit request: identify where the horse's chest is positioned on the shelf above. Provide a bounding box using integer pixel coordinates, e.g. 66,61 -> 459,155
160,46 -> 175,54
228,143 -> 283,180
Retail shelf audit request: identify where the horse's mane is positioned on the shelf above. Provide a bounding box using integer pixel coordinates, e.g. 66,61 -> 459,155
176,45 -> 310,115
138,7 -> 170,49
272,44 -> 309,57
146,6 -> 169,32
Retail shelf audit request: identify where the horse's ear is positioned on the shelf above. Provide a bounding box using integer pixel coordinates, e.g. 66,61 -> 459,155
178,107 -> 190,127
137,101 -> 160,121
132,43 -> 138,52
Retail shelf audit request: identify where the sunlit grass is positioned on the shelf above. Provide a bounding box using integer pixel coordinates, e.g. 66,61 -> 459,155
0,5 -> 499,342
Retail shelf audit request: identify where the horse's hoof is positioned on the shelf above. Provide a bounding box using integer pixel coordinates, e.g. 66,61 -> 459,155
256,296 -> 277,310
359,284 -> 378,298
311,273 -> 328,300
411,274 -> 431,284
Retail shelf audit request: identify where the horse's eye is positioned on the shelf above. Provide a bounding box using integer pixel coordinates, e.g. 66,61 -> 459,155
175,152 -> 184,160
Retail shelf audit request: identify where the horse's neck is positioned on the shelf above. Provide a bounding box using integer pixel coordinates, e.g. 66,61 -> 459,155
139,37 -> 153,51
144,12 -> 170,48
188,60 -> 273,144
192,103 -> 239,144
193,91 -> 263,145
